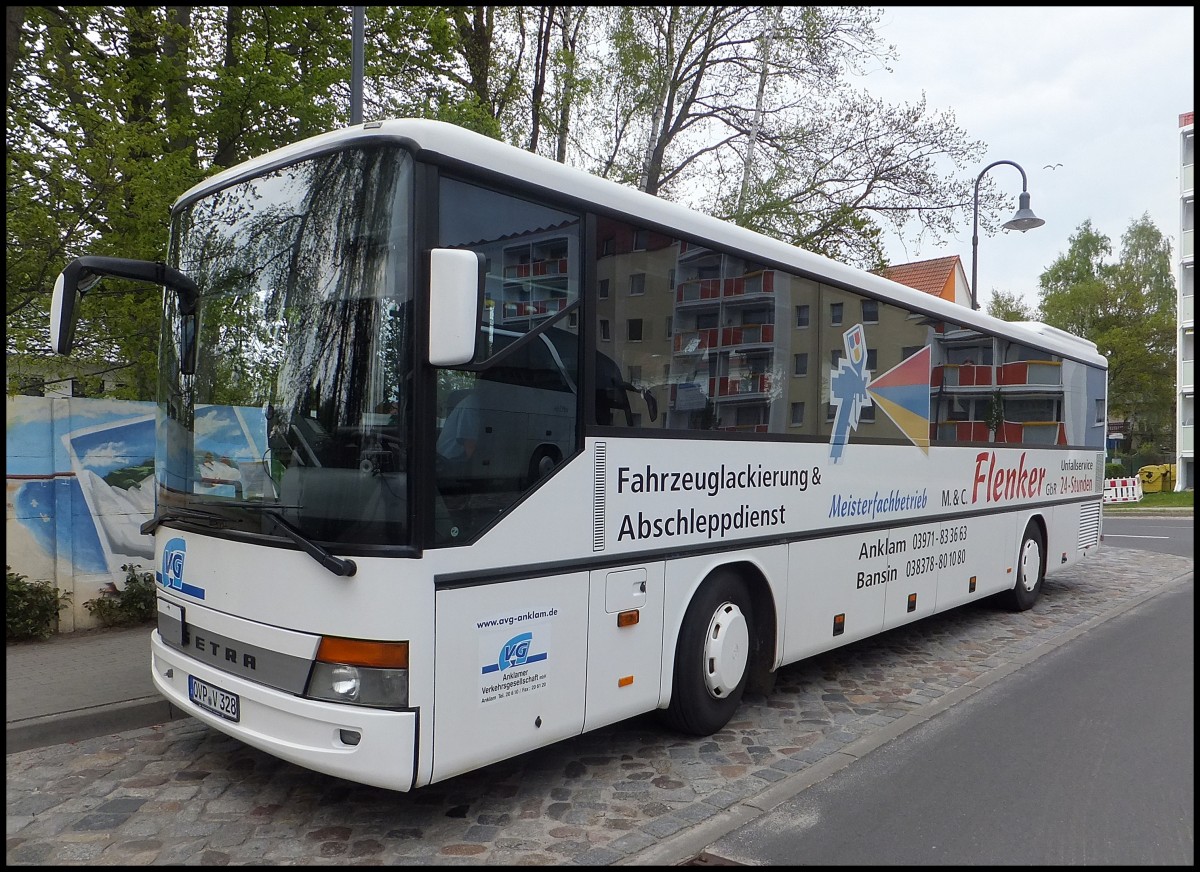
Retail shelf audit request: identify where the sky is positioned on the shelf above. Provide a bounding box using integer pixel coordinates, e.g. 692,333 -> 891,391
855,6 -> 1194,311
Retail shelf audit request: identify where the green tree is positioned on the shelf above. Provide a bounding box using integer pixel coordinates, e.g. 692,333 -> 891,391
6,6 -> 444,398
985,289 -> 1036,321
583,6 -> 995,269
1038,215 -> 1176,452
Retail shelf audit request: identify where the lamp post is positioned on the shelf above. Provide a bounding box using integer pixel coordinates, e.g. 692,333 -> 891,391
970,160 -> 1045,310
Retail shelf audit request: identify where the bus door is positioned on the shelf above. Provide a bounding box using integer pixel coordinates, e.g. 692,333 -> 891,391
431,571 -> 590,783
583,563 -> 666,732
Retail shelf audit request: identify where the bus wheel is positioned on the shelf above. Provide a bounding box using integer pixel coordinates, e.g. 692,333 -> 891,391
527,447 -> 559,486
1003,522 -> 1045,612
661,570 -> 753,736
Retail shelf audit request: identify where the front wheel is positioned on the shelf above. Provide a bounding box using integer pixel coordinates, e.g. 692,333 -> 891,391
661,570 -> 753,736
1002,522 -> 1045,611
526,446 -> 560,487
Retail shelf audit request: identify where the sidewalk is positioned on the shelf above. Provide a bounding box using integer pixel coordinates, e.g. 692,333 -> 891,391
4,623 -> 185,754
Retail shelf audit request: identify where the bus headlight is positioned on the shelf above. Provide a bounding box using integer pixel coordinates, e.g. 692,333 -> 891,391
305,637 -> 409,708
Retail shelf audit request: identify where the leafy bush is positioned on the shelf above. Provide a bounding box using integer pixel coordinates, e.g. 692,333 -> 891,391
84,563 -> 158,628
6,566 -> 71,641
1105,462 -> 1125,479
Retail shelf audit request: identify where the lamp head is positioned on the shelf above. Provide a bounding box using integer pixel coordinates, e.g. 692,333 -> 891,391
1003,191 -> 1045,232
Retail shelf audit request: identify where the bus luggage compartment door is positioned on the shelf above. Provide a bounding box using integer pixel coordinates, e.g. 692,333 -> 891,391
431,571 -> 589,783
583,564 -> 666,732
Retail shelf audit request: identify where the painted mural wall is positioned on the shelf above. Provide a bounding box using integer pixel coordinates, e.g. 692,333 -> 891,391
6,395 -> 264,633
6,396 -> 156,631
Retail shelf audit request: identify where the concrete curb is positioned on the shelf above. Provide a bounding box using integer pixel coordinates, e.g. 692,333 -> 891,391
5,698 -> 187,755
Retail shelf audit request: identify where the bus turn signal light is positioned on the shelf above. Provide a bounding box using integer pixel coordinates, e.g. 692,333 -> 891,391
833,613 -> 845,636
317,637 -> 409,668
617,610 -> 639,628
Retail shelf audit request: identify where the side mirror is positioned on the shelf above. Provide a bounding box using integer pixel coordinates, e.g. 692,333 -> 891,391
427,248 -> 484,367
49,256 -> 200,374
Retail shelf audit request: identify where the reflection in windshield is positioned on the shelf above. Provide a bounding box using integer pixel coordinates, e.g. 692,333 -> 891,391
156,146 -> 415,548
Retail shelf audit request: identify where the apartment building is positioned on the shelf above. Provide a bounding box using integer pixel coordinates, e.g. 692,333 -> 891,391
1177,110 -> 1194,491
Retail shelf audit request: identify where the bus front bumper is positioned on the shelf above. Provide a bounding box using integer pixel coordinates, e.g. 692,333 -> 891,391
151,631 -> 419,791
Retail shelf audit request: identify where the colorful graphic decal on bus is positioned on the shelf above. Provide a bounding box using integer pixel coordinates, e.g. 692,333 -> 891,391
829,324 -> 931,462
477,611 -> 552,705
157,536 -> 206,600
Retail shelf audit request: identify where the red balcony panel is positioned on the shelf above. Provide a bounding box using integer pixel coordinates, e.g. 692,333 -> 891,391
998,363 -> 1028,385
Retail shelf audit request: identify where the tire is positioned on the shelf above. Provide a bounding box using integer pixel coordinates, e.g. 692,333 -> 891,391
526,447 -> 560,487
661,569 -> 753,736
1003,522 -> 1045,611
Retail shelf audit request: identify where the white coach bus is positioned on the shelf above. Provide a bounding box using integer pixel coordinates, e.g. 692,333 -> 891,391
50,118 -> 1107,791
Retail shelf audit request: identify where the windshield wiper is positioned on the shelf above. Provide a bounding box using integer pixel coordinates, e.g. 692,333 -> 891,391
257,508 -> 357,577
141,503 -> 357,577
141,506 -> 229,535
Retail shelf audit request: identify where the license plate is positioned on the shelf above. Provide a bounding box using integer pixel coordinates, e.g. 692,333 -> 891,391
188,675 -> 240,722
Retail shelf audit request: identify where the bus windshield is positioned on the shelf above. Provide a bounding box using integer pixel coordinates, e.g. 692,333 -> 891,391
155,145 -> 415,548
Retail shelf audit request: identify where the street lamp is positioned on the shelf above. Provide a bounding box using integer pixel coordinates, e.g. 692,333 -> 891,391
970,159 -> 1045,310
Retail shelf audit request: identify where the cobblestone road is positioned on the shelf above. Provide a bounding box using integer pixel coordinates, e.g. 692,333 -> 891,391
6,547 -> 1193,866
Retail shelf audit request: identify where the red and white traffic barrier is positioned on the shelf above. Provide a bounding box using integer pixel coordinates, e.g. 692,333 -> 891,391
1102,477 -> 1143,503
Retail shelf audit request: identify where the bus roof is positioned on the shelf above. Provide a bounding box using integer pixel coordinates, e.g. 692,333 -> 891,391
176,118 -> 1106,369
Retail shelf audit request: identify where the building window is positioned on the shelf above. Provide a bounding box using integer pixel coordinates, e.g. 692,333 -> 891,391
830,302 -> 843,326
866,348 -> 878,370
628,365 -> 642,384
793,353 -> 809,376
601,237 -> 615,256
790,402 -> 805,426
668,268 -> 676,289
633,229 -> 648,250
831,349 -> 843,368
599,278 -> 609,299
861,405 -> 875,423
629,273 -> 646,295
795,304 -> 810,328
599,319 -> 611,341
665,315 -> 673,337
861,300 -> 879,323
826,403 -> 837,423
627,318 -> 643,341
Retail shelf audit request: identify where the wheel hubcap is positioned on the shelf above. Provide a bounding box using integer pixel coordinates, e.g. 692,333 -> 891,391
703,602 -> 749,698
1020,539 -> 1041,592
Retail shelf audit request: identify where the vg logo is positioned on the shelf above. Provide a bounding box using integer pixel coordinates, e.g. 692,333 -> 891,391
500,632 -> 532,669
481,631 -> 548,675
158,537 -> 206,600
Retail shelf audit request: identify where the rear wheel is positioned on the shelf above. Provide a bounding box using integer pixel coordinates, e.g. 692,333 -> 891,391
526,447 -> 560,487
661,569 -> 753,736
1002,522 -> 1045,611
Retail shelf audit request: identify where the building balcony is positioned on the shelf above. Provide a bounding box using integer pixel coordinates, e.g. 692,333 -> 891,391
675,279 -> 723,305
674,328 -> 719,354
720,323 -> 774,347
1182,358 -> 1194,391
722,270 -> 776,300
1182,294 -> 1194,326
711,373 -> 771,398
1183,228 -> 1194,261
1179,424 -> 1193,454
